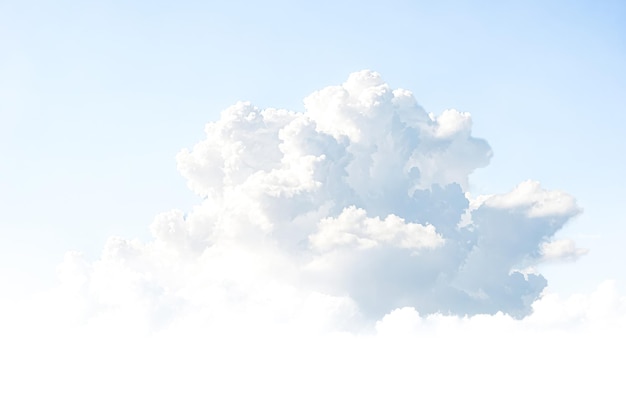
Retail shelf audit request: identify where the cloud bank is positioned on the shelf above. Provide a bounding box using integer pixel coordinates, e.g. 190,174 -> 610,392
2,279 -> 625,416
4,71 -> 622,416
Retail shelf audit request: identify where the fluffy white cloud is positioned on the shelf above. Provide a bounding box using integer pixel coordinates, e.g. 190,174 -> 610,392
483,180 -> 581,218
29,70 -> 586,323
165,70 -> 586,318
309,206 -> 444,251
540,238 -> 589,262
2,70 -> 612,416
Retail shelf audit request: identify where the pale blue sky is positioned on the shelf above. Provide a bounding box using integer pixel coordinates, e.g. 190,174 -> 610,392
1,0 -> 625,296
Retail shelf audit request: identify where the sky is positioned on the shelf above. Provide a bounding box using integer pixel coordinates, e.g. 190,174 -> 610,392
1,0 -> 626,415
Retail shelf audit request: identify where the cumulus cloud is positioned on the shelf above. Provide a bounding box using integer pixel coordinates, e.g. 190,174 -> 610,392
29,70 -> 585,325
171,70 -> 582,318
2,70 -> 621,417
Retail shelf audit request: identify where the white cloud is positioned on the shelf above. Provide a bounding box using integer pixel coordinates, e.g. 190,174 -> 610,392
309,205 -> 444,251
540,238 -> 589,262
2,70 -> 615,416
25,72 -> 588,324
1,281 -> 624,416
483,179 -> 581,218
165,70 -> 589,318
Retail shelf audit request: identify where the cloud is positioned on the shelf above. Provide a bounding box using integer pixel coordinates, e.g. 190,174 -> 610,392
2,281 -> 624,416
309,205 -> 444,251
1,70 -> 620,416
172,70 -> 582,318
540,238 -> 589,262
27,70 -> 584,325
482,180 -> 581,218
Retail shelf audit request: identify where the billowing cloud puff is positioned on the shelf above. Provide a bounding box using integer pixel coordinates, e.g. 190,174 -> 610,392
540,238 -> 589,262
482,180 -> 581,218
171,70 -> 581,318
33,70 -> 584,325
309,206 -> 444,251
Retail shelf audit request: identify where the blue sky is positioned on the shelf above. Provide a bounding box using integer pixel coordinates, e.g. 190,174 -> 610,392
3,0 -> 624,296
2,1 -> 626,415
